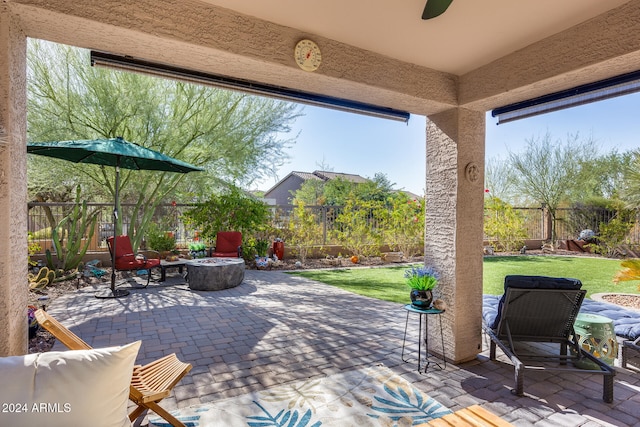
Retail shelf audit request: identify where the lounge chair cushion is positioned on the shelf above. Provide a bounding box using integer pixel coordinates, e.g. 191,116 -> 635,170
487,275 -> 582,329
0,341 -> 140,427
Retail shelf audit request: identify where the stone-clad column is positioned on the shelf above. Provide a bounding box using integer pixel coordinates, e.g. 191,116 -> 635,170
425,108 -> 485,363
0,5 -> 28,356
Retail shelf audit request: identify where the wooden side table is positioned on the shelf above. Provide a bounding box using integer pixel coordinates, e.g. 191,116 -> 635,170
401,304 -> 446,373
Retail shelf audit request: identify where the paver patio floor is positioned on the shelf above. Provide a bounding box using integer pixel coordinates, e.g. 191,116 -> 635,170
46,270 -> 640,426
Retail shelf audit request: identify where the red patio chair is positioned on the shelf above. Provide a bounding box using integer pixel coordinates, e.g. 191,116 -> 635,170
107,235 -> 161,287
211,231 -> 243,257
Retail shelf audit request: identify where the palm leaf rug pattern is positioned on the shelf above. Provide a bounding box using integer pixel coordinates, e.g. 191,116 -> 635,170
149,364 -> 451,427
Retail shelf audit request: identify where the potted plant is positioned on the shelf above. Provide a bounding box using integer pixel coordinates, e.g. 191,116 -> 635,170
404,265 -> 439,309
254,239 -> 270,269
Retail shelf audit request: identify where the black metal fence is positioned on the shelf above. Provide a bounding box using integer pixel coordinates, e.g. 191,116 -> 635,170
26,202 -> 387,252
27,202 -> 197,253
27,202 -> 640,254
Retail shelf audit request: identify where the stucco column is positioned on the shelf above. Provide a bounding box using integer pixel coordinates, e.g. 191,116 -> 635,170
0,5 -> 28,356
425,108 -> 485,363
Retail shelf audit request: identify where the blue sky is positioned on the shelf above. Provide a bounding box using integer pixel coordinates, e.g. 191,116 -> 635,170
256,92 -> 640,195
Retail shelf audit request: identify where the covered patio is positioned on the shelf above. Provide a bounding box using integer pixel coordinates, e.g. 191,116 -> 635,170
44,271 -> 640,425
5,0 -> 640,361
3,0 -> 640,422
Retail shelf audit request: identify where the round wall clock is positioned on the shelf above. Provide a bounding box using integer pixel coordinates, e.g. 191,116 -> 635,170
294,39 -> 322,72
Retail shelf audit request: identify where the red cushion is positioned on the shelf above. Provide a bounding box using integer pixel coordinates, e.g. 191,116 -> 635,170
114,257 -> 160,271
214,232 -> 242,256
108,235 -> 160,271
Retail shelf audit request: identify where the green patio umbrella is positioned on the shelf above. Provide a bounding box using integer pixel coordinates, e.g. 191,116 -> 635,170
27,137 -> 204,298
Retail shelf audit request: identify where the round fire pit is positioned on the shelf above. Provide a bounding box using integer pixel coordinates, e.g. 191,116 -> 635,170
186,258 -> 245,291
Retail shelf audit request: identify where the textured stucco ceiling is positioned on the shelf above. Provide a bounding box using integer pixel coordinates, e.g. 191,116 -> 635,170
200,0 -> 630,75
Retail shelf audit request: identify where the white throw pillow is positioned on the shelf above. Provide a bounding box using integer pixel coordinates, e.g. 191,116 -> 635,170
0,341 -> 140,427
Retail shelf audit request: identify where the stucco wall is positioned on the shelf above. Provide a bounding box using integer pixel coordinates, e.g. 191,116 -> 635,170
9,0 -> 457,117
425,108 -> 485,363
0,4 -> 28,356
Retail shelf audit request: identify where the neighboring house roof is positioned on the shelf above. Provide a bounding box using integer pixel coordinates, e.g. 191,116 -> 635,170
262,170 -> 369,205
312,171 -> 369,184
290,171 -> 324,182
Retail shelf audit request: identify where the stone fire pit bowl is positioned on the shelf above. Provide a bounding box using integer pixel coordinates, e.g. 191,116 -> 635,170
186,258 -> 245,291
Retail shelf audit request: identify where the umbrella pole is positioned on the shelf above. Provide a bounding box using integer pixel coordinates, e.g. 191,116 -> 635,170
96,162 -> 129,298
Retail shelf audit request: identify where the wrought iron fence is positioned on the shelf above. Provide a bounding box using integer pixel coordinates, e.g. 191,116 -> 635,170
27,202 -> 399,253
27,202 -> 197,253
483,205 -> 640,243
27,201 -> 640,255
270,204 -> 388,246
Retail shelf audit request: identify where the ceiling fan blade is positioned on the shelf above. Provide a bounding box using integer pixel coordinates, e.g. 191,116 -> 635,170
422,0 -> 454,20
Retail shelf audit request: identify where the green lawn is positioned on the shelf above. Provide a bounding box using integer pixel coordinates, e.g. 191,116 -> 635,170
287,255 -> 640,304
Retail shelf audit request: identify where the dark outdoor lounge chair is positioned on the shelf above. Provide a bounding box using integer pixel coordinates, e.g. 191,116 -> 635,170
482,275 -> 615,403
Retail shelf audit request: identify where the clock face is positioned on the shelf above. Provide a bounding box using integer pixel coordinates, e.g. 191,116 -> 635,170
294,39 -> 322,72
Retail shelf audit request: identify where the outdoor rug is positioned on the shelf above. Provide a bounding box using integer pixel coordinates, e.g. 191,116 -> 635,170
149,364 -> 452,427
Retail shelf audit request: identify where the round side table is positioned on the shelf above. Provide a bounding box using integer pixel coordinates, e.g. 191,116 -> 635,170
401,304 -> 446,373
574,312 -> 618,365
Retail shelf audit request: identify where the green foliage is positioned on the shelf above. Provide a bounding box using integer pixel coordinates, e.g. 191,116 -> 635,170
292,172 -> 396,207
484,196 -> 527,252
46,186 -> 100,271
587,217 -> 635,257
333,198 -> 386,258
26,39 -> 301,252
569,199 -> 636,257
404,265 -> 439,291
182,186 -> 271,244
27,233 -> 41,267
286,201 -> 323,262
254,239 -> 270,257
322,177 -> 357,206
567,198 -> 613,238
355,173 -> 395,202
146,224 -> 177,252
573,151 -> 634,201
385,194 -> 424,258
241,237 -> 270,263
508,132 -> 598,241
293,178 -> 326,205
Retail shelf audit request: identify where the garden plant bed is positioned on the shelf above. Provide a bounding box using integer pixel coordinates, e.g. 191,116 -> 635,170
253,255 -> 424,271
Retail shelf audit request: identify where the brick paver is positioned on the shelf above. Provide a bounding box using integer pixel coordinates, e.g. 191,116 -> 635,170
46,270 -> 640,426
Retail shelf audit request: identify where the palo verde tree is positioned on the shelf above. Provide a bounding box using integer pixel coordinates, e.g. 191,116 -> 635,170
508,132 -> 598,242
27,39 -> 301,251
